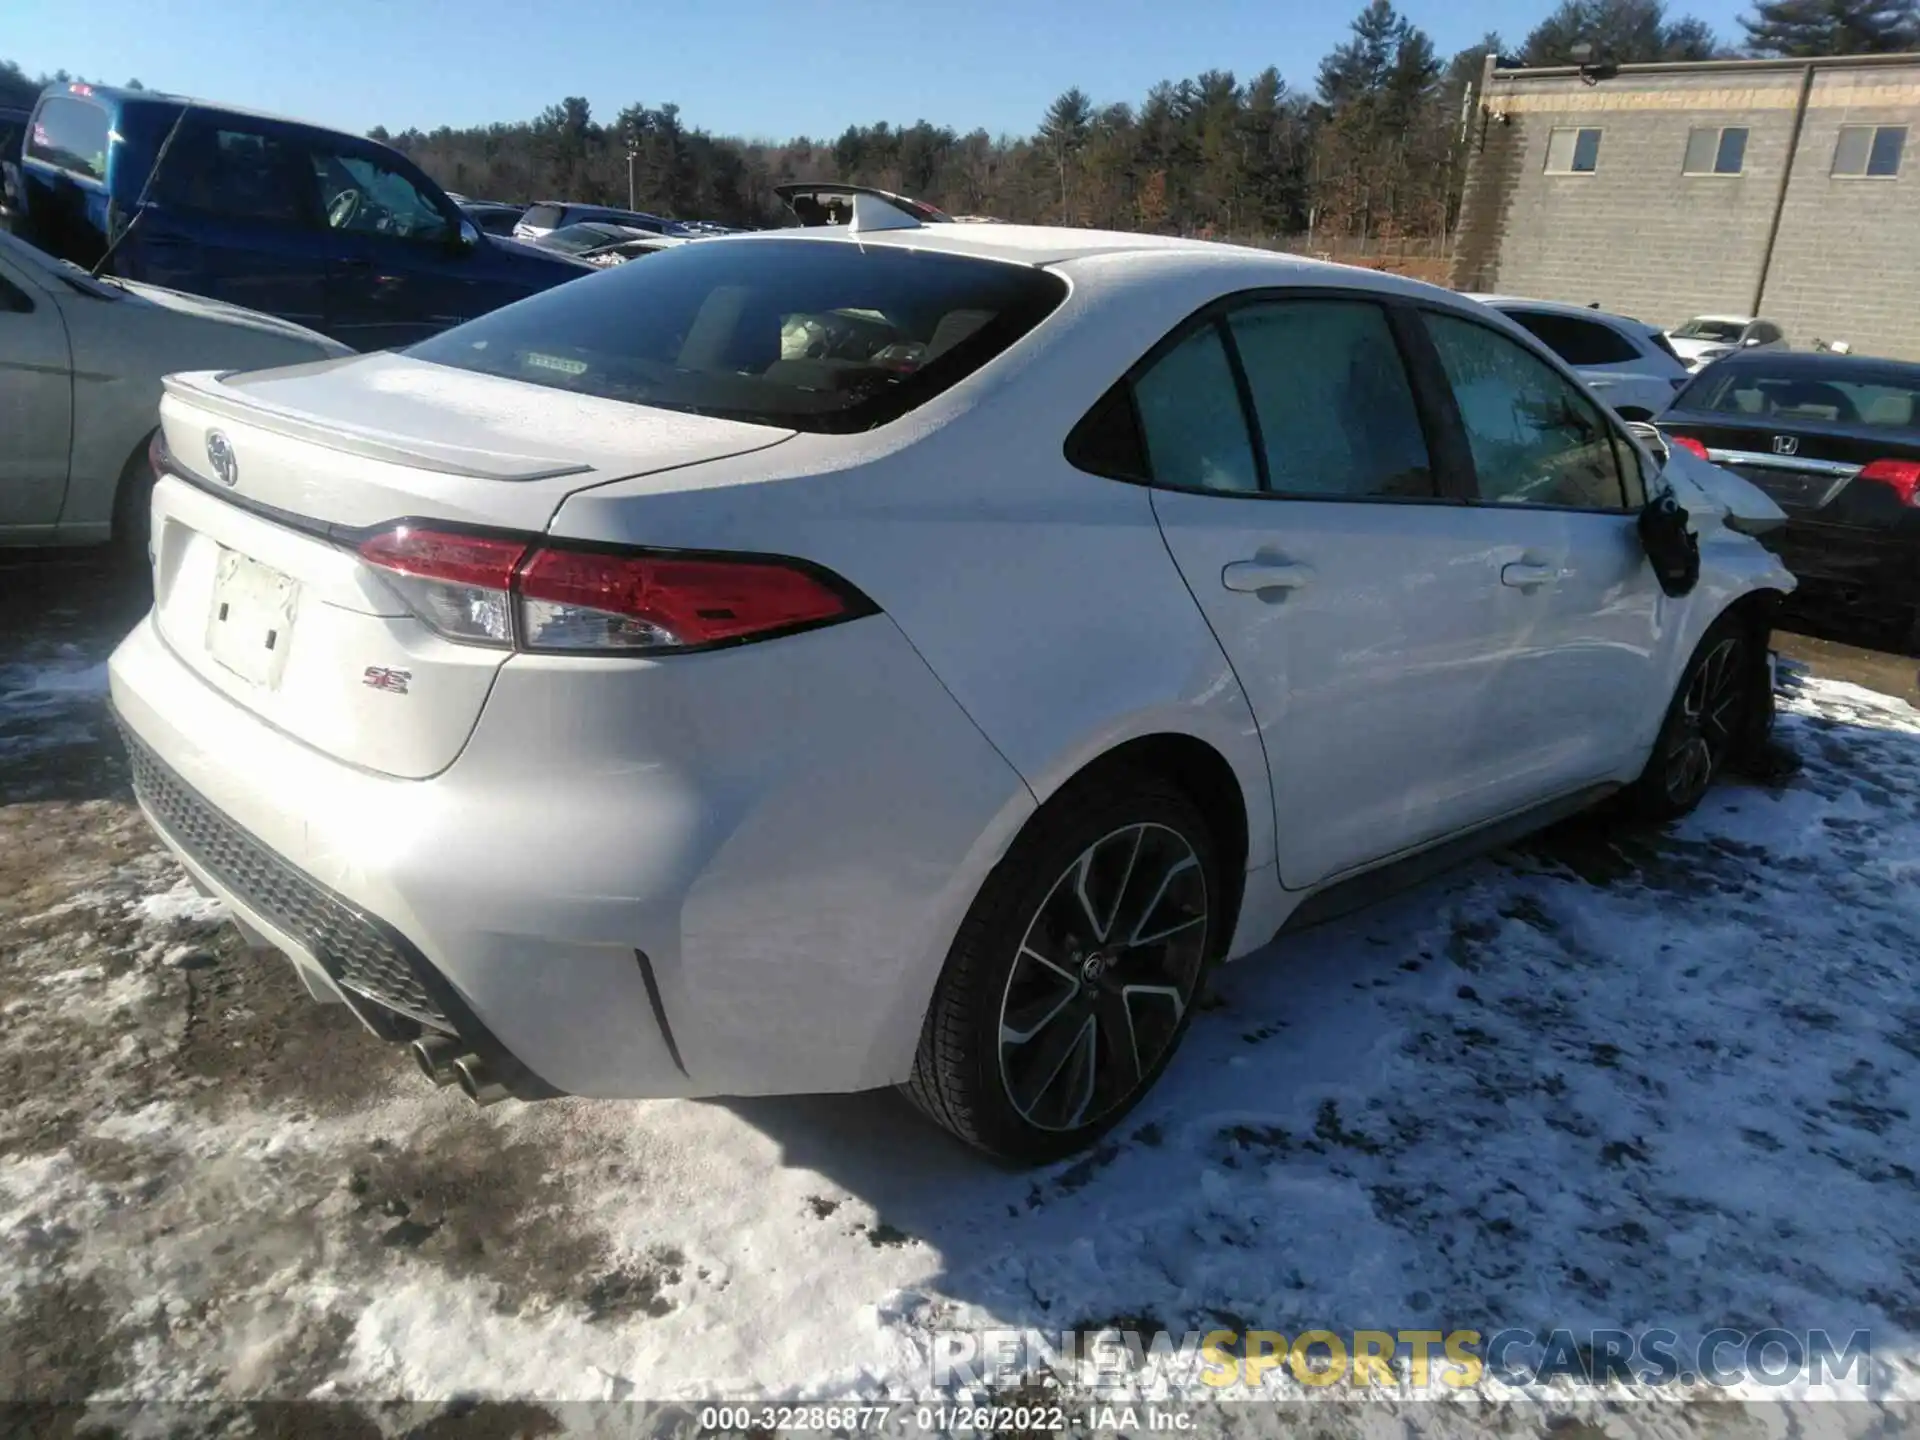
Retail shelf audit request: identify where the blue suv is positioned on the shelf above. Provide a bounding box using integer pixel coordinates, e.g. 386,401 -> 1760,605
18,84 -> 591,349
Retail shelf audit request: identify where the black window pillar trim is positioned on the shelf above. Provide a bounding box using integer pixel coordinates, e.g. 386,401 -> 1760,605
1212,314 -> 1272,493
1384,301 -> 1480,503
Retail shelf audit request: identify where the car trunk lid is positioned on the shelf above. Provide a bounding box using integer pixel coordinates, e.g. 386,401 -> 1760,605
1660,416 -> 1909,515
150,355 -> 795,778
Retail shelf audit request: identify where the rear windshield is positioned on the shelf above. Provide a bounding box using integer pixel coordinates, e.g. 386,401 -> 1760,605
520,203 -> 565,230
1672,318 -> 1745,343
28,96 -> 111,181
541,223 -> 624,254
407,237 -> 1068,433
1679,365 -> 1920,431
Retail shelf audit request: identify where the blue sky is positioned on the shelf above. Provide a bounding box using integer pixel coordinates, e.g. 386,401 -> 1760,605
11,0 -> 1752,141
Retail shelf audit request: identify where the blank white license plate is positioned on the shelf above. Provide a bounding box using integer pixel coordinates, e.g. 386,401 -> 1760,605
206,547 -> 298,688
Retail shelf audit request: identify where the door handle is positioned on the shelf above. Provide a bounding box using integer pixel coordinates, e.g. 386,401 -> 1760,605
1500,562 -> 1558,591
1222,559 -> 1314,595
336,256 -> 374,269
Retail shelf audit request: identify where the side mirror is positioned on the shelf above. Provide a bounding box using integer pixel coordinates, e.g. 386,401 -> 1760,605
1637,490 -> 1700,598
454,216 -> 482,250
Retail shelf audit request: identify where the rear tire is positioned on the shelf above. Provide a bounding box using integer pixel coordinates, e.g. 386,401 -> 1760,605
1622,613 -> 1756,822
904,769 -> 1219,1164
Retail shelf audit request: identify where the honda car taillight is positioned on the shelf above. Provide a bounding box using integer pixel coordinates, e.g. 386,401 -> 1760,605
1857,459 -> 1920,507
1669,435 -> 1710,460
356,527 -> 870,654
358,528 -> 528,646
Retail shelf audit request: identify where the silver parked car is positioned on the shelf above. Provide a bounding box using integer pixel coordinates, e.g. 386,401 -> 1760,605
1,231 -> 349,553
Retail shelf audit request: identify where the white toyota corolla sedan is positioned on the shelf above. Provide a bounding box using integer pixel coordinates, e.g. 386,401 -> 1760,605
109,198 -> 1794,1162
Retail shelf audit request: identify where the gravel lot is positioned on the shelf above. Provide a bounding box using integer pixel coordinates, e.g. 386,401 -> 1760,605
2,554 -> 1917,1438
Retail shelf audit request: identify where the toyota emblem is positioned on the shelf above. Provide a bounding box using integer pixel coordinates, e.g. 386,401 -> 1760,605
206,430 -> 239,487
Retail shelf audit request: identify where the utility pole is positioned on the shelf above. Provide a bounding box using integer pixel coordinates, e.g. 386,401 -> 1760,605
627,149 -> 637,211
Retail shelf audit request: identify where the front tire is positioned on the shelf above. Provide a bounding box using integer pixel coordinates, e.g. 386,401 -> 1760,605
1624,615 -> 1755,821
904,770 -> 1219,1164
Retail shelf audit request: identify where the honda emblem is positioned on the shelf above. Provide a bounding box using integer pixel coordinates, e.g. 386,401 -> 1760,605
1772,435 -> 1799,456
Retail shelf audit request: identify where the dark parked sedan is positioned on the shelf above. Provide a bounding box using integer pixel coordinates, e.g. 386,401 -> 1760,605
1661,351 -> 1920,645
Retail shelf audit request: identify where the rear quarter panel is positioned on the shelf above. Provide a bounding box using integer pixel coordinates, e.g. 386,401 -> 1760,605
549,251 -> 1312,942
56,298 -> 335,534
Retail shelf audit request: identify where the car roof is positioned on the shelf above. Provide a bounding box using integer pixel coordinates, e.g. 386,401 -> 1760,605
37,81 -> 314,130
1682,314 -> 1761,325
535,201 -> 670,220
1470,294 -> 1653,328
714,219 -> 1330,269
694,223 -> 1484,316
1694,349 -> 1920,381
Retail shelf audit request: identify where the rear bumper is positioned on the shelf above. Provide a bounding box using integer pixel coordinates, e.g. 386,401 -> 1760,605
118,721 -> 565,1097
110,611 -> 1035,1100
1764,522 -> 1920,617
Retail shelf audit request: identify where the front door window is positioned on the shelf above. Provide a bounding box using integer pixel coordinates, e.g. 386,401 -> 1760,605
309,149 -> 453,243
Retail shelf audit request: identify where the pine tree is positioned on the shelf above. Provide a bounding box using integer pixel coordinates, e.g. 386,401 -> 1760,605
1039,88 -> 1094,217
1522,0 -> 1722,64
1741,0 -> 1920,55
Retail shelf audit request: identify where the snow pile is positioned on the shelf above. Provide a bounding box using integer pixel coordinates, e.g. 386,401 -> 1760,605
0,675 -> 1915,1421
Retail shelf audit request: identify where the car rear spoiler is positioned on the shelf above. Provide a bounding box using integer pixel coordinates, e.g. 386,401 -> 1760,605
161,369 -> 593,482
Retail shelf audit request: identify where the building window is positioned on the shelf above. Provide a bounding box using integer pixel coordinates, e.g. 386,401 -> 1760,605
1683,126 -> 1748,175
1545,127 -> 1603,174
1833,124 -> 1906,178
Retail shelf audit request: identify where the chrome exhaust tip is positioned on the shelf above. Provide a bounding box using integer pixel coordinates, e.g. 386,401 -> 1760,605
410,1034 -> 464,1087
453,1053 -> 509,1108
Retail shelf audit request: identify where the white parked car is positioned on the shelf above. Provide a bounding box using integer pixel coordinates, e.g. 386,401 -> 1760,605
110,202 -> 1794,1162
1667,314 -> 1789,372
0,232 -> 350,551
1472,296 -> 1692,420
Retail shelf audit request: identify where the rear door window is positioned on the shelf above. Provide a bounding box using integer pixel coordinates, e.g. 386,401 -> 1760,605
1505,311 -> 1642,366
1225,299 -> 1433,498
152,126 -> 310,224
27,96 -> 110,181
408,237 -> 1067,432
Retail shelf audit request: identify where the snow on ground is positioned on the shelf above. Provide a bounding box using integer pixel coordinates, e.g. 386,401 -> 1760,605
2,587 -> 1917,1434
0,649 -> 110,760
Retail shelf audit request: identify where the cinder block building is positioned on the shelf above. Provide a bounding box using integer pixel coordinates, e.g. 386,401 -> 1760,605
1450,52 -> 1920,361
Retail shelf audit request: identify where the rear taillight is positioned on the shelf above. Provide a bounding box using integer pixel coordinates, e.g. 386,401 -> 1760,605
358,528 -> 528,647
356,526 -> 867,654
1857,459 -> 1920,507
1669,435 -> 1710,460
517,548 -> 857,651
